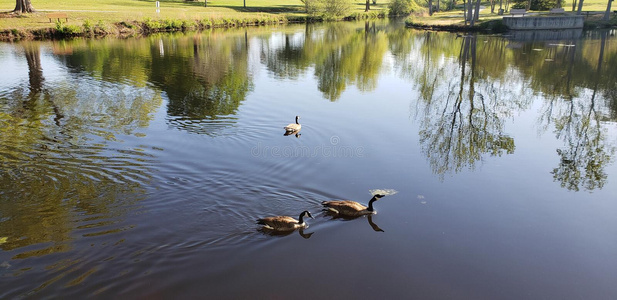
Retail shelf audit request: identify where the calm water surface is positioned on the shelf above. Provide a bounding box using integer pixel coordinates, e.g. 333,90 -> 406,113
1,21 -> 617,299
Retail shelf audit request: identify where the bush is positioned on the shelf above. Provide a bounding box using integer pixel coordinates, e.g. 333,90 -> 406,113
143,18 -> 164,31
323,0 -> 353,19
303,0 -> 352,19
83,19 -> 93,34
55,20 -> 82,36
478,19 -> 509,32
302,0 -> 325,15
389,0 -> 423,16
511,0 -> 556,10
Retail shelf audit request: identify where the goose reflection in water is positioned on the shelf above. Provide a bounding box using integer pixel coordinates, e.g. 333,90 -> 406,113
323,210 -> 385,232
283,130 -> 301,138
258,227 -> 314,239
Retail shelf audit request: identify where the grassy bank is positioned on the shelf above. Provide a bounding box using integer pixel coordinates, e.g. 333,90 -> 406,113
0,0 -> 388,40
1,0 -> 615,40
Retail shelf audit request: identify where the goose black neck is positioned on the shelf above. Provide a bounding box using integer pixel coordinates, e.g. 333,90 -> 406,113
295,116 -> 300,124
298,212 -> 306,224
367,196 -> 377,211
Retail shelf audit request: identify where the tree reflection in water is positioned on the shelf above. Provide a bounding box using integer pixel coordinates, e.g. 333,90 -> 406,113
0,41 -> 159,258
388,28 -> 616,190
406,33 -> 520,178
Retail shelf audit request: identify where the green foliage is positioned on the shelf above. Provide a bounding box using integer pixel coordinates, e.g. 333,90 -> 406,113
143,18 -> 164,31
303,0 -> 353,19
511,0 -> 556,10
439,0 -> 458,11
347,10 -> 388,19
120,21 -> 137,29
323,0 -> 353,18
478,19 -> 509,32
389,0 -> 423,16
55,20 -> 82,36
83,19 -> 94,34
302,0 -> 325,15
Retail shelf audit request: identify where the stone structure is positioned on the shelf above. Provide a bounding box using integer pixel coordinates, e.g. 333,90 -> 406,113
502,16 -> 584,30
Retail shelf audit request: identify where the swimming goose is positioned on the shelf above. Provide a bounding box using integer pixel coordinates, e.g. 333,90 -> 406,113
284,116 -> 301,132
322,194 -> 385,217
257,210 -> 313,231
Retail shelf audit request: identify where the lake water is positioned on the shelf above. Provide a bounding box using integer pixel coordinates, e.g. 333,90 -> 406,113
1,20 -> 617,299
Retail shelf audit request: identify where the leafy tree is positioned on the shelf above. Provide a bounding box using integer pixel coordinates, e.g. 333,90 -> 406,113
304,0 -> 353,18
396,33 -> 524,176
388,0 -> 423,15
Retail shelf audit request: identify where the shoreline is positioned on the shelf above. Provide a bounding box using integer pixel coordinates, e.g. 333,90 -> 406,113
1,9 -> 615,41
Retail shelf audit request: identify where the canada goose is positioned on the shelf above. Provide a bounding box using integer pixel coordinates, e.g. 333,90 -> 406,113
284,116 -> 301,132
257,210 -> 313,231
322,194 -> 385,217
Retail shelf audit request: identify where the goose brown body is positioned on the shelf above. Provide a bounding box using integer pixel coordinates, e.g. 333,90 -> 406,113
322,194 -> 384,217
257,211 -> 313,231
284,116 -> 301,132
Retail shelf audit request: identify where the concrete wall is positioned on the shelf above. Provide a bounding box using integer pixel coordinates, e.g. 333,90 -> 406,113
505,28 -> 583,41
502,16 -> 584,30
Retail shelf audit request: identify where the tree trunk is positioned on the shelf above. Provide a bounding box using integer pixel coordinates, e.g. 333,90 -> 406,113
603,0 -> 613,21
572,0 -> 577,11
463,0 -> 468,25
204,0 -> 207,7
467,1 -> 473,21
472,0 -> 481,23
365,0 -> 370,11
577,0 -> 584,14
14,0 -> 36,13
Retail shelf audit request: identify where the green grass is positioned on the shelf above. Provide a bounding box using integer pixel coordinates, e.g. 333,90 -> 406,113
0,0 -> 612,38
0,0 -> 389,32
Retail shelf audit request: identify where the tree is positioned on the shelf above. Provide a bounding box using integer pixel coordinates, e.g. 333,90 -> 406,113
603,0 -> 613,21
14,0 -> 35,13
576,0 -> 584,14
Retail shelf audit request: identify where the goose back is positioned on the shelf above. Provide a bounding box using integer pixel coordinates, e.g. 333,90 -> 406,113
257,216 -> 304,231
322,200 -> 370,217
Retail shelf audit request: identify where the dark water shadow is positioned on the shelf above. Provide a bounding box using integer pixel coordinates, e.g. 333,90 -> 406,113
257,227 -> 314,239
283,129 -> 301,138
323,211 -> 384,232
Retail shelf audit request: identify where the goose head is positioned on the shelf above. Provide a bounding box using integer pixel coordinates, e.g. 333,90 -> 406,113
299,210 -> 314,222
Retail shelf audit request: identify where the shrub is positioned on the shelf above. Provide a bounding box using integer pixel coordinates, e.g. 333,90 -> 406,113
389,0 -> 423,16
511,0 -> 556,10
303,0 -> 326,16
478,19 -> 509,32
83,19 -> 93,34
323,0 -> 353,18
55,20 -> 82,36
303,0 -> 352,19
143,18 -> 164,31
